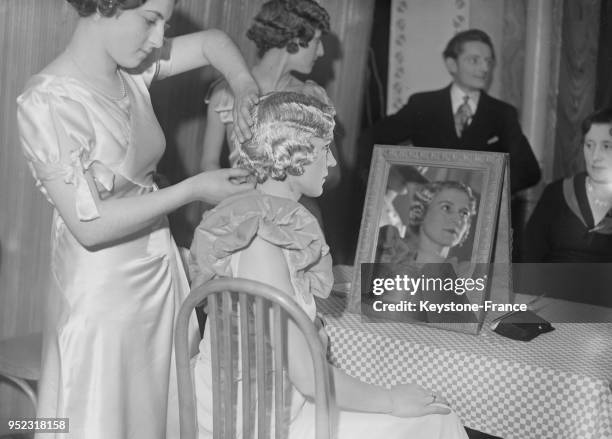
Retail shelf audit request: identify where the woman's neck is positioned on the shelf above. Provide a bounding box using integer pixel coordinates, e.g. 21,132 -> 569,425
416,230 -> 449,263
65,19 -> 118,80
585,175 -> 612,223
587,175 -> 612,197
252,50 -> 293,93
257,179 -> 301,201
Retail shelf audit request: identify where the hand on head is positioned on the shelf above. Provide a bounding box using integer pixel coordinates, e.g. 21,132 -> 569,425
232,83 -> 260,144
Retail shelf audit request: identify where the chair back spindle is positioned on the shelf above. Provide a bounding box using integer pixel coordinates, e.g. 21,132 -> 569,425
175,278 -> 334,439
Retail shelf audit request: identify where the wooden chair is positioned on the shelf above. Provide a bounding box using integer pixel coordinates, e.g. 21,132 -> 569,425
0,332 -> 43,409
175,277 -> 334,439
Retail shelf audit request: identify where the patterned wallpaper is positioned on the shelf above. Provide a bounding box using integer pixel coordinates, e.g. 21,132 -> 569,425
387,0 -> 469,114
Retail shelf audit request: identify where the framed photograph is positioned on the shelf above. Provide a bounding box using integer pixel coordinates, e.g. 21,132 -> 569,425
349,145 -> 508,334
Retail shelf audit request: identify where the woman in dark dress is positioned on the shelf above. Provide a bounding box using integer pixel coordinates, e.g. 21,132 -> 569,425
523,108 -> 612,263
521,108 -> 612,306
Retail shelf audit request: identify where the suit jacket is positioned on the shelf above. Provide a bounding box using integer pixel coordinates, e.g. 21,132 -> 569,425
363,85 -> 541,193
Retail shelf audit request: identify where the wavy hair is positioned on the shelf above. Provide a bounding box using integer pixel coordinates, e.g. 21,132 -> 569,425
407,181 -> 477,246
233,91 -> 335,184
442,29 -> 495,61
66,0 -> 149,17
246,0 -> 330,57
581,107 -> 612,137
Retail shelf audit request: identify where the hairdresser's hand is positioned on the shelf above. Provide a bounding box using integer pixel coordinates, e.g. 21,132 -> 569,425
388,383 -> 451,418
190,168 -> 255,205
232,75 -> 259,144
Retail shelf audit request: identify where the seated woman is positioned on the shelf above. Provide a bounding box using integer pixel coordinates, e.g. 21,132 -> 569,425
189,92 -> 468,438
520,107 -> 612,306
366,181 -> 480,324
523,107 -> 612,262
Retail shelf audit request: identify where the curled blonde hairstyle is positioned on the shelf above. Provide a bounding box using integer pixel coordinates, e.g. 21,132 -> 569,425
408,181 -> 477,247
233,91 -> 335,183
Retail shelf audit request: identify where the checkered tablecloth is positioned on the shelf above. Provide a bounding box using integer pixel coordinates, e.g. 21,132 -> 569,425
318,294 -> 612,439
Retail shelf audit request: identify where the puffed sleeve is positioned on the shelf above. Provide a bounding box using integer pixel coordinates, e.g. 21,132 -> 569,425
204,78 -> 234,124
17,88 -> 104,221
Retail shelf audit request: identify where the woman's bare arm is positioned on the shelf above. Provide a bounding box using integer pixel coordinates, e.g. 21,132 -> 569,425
236,236 -> 450,417
43,168 -> 253,248
165,30 -> 258,142
200,89 -> 228,172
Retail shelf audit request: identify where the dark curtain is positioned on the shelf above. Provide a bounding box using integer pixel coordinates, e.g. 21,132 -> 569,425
361,0 -> 392,129
595,0 -> 612,109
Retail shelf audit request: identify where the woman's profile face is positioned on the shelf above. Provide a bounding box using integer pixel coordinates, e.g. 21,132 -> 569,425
584,123 -> 612,184
101,0 -> 174,68
289,136 -> 336,197
420,188 -> 472,248
289,30 -> 324,75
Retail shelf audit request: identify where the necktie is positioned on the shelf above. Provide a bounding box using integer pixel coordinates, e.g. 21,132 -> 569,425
454,95 -> 472,137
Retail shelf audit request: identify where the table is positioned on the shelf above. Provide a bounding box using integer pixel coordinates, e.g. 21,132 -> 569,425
319,273 -> 612,439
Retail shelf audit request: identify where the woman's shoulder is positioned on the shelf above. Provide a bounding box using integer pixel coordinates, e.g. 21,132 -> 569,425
16,73 -> 98,150
199,191 -> 320,241
191,191 -> 332,292
547,174 -> 587,205
18,73 -> 87,105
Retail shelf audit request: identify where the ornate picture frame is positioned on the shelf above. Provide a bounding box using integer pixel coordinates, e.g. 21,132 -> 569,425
349,145 -> 508,334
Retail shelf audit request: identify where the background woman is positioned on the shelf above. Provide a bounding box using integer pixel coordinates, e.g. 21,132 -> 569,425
189,92 -> 468,438
199,0 -> 335,225
523,107 -> 612,262
199,0 -> 331,172
520,107 -> 612,306
16,0 -> 258,437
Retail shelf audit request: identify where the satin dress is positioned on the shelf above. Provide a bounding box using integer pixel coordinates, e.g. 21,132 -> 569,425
188,191 -> 468,439
17,65 -> 196,439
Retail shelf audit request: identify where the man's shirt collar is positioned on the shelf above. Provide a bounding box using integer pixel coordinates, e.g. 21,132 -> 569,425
451,83 -> 480,115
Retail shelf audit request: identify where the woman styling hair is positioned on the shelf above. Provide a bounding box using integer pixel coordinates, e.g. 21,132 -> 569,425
16,1 -> 258,437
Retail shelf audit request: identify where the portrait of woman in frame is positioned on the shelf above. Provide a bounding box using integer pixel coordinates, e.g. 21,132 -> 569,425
351,146 -> 507,334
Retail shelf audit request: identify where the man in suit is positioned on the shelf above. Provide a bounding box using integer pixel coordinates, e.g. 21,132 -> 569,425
361,29 -> 541,194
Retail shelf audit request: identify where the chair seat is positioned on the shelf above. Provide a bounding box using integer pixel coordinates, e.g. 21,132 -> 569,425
0,332 -> 42,380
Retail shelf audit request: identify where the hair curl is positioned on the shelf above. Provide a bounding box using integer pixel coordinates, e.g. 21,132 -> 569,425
246,0 -> 330,57
442,29 -> 495,61
407,181 -> 477,247
233,91 -> 335,184
66,0 -> 149,17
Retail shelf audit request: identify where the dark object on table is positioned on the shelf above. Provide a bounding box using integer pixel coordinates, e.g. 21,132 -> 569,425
492,310 -> 555,341
465,427 -> 503,439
